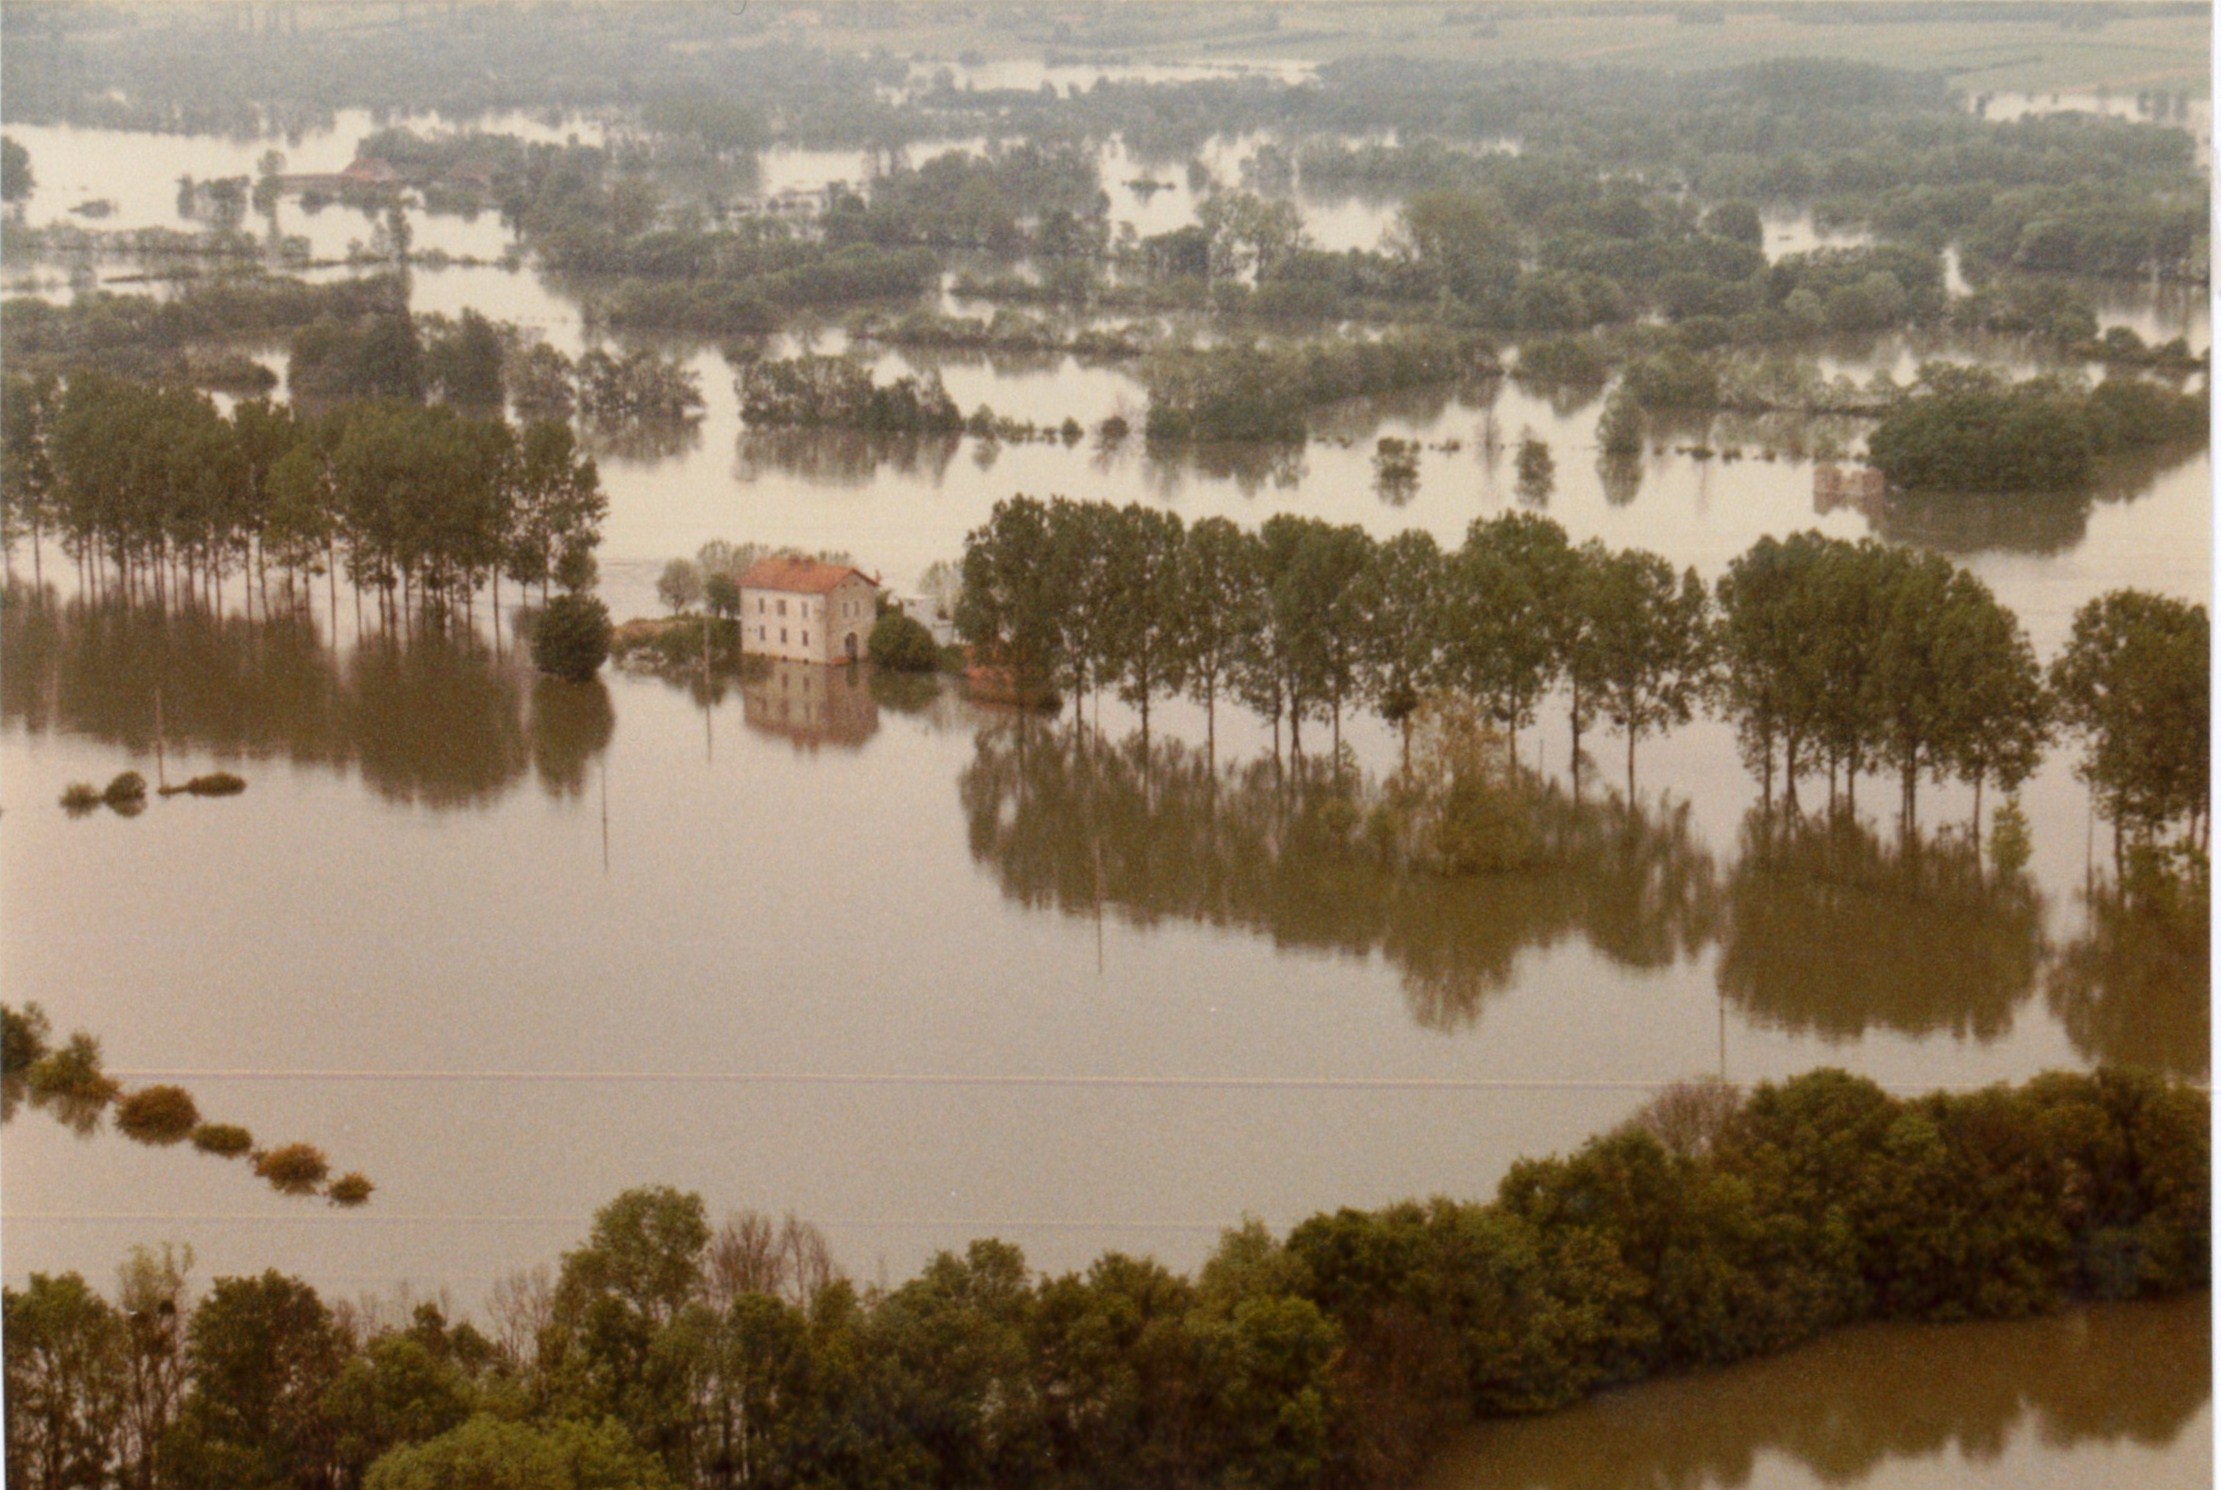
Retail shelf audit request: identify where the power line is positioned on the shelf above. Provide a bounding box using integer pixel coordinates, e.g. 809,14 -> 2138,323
102,1068 -> 2028,1094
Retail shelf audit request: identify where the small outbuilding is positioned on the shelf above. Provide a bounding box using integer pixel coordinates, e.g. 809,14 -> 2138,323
738,557 -> 883,666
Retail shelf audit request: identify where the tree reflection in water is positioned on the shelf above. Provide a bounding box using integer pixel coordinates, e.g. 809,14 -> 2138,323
958,726 -> 1718,1032
963,728 -> 2204,1070
1420,1294 -> 2208,1490
1871,441 -> 2205,559
2047,864 -> 2210,1080
734,427 -> 960,488
1716,810 -> 2047,1044
1,584 -> 613,810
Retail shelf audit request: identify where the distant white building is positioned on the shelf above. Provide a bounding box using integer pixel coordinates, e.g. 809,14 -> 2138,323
897,595 -> 956,647
738,557 -> 882,666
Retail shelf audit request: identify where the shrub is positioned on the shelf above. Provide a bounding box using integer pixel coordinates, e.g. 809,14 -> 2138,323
115,1085 -> 200,1145
102,771 -> 148,805
59,782 -> 100,812
531,595 -> 613,682
868,612 -> 939,672
327,1173 -> 376,1207
185,771 -> 247,795
254,1143 -> 331,1195
2,1003 -> 50,1076
26,1033 -> 120,1133
1867,367 -> 2098,492
191,1122 -> 255,1158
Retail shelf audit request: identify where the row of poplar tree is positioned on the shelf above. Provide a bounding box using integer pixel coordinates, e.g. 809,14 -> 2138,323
1,372 -> 608,621
955,497 -> 2209,850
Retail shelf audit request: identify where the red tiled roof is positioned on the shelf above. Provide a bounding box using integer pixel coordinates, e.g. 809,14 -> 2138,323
736,557 -> 879,595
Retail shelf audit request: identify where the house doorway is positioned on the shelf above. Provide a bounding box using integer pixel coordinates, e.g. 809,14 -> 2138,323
845,631 -> 860,662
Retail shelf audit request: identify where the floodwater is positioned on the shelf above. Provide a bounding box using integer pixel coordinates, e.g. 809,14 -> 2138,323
0,108 -> 2211,1488
1421,1294 -> 2210,1490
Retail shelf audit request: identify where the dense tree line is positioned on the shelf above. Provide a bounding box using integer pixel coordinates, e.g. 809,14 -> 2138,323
956,500 -> 2207,832
821,143 -> 1109,257
1712,530 -> 2049,831
1,276 -> 408,387
735,356 -> 962,435
1140,330 -> 1490,443
1,373 -> 606,628
1866,365 -> 2207,492
7,1067 -> 2205,1490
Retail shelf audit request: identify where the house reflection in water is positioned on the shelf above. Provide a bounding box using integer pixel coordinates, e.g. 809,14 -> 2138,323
1813,462 -> 1888,520
741,658 -> 879,749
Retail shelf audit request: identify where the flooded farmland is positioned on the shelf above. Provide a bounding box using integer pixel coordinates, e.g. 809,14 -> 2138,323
1,23 -> 2210,1488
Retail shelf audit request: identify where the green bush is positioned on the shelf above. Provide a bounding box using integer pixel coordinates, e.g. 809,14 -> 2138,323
531,595 -> 613,682
59,782 -> 100,812
327,1172 -> 376,1207
181,772 -> 247,796
868,612 -> 940,672
115,1084 -> 200,1145
102,771 -> 147,805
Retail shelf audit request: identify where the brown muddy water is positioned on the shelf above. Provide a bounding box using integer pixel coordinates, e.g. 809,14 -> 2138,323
1420,1294 -> 2210,1490
0,109 -> 2210,1489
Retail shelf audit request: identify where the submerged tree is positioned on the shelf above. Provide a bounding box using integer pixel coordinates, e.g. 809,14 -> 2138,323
2049,590 -> 2209,865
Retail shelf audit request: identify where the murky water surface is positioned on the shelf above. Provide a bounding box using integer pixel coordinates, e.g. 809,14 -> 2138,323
1421,1295 -> 2210,1490
0,108 -> 2209,1487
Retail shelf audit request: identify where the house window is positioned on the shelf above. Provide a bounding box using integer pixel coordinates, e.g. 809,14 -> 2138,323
778,599 -> 788,617
802,631 -> 810,647
757,626 -> 765,641
781,628 -> 788,644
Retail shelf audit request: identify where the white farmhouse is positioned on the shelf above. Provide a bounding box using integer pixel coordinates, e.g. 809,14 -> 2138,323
738,557 -> 882,665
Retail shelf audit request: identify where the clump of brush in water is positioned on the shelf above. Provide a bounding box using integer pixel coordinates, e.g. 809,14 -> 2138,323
160,772 -> 247,797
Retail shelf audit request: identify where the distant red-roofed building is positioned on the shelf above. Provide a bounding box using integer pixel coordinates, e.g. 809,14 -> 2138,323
340,157 -> 402,188
738,557 -> 882,665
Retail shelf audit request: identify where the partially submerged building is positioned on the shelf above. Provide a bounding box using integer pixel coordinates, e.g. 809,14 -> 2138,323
737,557 -> 882,665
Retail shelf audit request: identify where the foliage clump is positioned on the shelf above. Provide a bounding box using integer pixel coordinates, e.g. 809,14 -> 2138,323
327,1173 -> 376,1207
24,1031 -> 121,1134
191,1122 -> 255,1158
867,612 -> 939,672
59,782 -> 101,813
101,771 -> 147,806
1867,365 -> 2206,493
254,1143 -> 332,1196
114,1084 -> 200,1145
531,595 -> 613,683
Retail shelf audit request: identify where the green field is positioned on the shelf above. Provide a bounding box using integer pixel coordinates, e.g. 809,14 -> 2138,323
799,2 -> 2211,97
